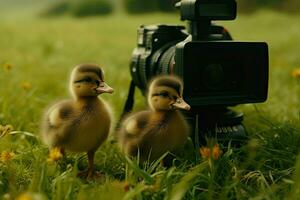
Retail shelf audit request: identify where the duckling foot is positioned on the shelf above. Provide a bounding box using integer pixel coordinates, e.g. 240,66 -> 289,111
60,148 -> 66,156
77,170 -> 105,181
88,171 -> 105,181
76,151 -> 105,181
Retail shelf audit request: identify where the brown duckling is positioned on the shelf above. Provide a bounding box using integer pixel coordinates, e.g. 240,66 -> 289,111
118,75 -> 190,163
41,63 -> 113,178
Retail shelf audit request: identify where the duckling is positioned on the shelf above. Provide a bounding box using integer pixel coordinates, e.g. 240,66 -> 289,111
118,75 -> 190,163
41,63 -> 113,178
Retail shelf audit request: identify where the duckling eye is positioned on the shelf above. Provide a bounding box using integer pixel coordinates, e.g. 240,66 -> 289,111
74,77 -> 94,84
84,77 -> 93,83
152,91 -> 171,98
95,80 -> 100,86
162,93 -> 168,97
159,92 -> 170,98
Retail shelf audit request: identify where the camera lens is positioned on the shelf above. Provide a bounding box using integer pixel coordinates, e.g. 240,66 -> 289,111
157,45 -> 176,75
130,25 -> 187,93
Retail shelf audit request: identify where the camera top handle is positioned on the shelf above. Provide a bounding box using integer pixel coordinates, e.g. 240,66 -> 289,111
176,0 -> 236,40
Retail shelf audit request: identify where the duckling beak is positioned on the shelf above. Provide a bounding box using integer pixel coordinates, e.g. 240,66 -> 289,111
171,98 -> 191,111
95,82 -> 114,94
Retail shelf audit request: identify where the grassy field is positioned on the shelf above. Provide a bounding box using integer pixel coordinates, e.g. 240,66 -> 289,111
0,3 -> 300,199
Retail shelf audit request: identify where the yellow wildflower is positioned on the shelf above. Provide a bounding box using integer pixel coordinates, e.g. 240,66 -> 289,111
0,151 -> 15,162
200,144 -> 223,160
212,144 -> 222,160
0,124 -> 14,138
21,81 -> 32,90
199,146 -> 211,159
47,148 -> 63,163
291,68 -> 300,78
15,192 -> 46,200
3,63 -> 12,71
16,192 -> 33,200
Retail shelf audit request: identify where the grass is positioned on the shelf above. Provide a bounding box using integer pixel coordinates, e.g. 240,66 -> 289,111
0,3 -> 300,199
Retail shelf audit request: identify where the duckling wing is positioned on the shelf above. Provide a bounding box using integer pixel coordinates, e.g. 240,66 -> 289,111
122,111 -> 150,137
47,101 -> 73,127
42,100 -> 75,147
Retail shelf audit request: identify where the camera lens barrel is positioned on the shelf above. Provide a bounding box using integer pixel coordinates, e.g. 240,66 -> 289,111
157,45 -> 177,75
130,25 -> 188,93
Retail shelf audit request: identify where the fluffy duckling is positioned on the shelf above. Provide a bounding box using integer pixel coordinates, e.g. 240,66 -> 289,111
118,75 -> 190,163
41,63 -> 113,178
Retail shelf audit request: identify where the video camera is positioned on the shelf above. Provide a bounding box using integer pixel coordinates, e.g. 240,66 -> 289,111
121,0 -> 269,145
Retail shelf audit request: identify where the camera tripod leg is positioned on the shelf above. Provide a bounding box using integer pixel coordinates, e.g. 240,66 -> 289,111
115,81 -> 136,131
194,114 -> 201,162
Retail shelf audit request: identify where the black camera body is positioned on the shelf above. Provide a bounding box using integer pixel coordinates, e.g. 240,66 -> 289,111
124,0 -> 269,145
131,24 -> 268,107
130,0 -> 268,108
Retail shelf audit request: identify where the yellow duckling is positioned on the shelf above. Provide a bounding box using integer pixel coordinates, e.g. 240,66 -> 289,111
41,63 -> 113,178
118,75 -> 190,163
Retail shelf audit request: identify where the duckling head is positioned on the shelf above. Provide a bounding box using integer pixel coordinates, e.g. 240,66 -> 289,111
69,64 -> 114,99
147,76 -> 190,111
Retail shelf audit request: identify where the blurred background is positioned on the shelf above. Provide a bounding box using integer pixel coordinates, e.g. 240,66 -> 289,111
1,0 -> 299,16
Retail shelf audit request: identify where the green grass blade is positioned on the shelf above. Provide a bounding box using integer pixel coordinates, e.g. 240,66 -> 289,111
287,154 -> 300,199
148,151 -> 169,173
166,161 -> 208,200
124,156 -> 154,184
